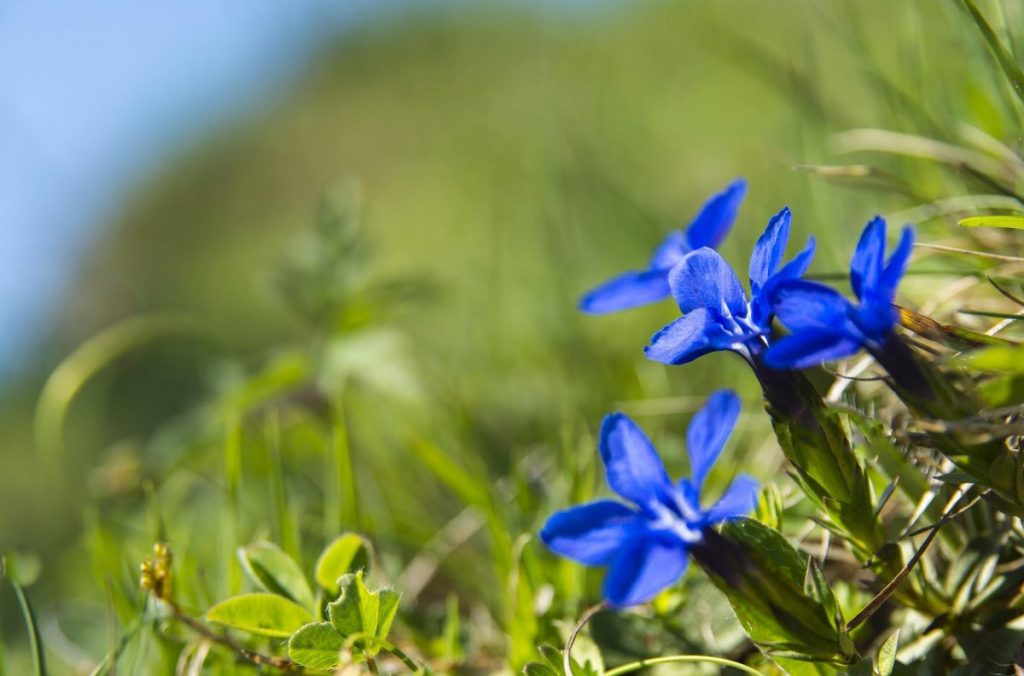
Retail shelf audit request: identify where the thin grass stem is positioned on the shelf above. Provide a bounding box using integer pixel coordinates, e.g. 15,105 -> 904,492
603,655 -> 763,676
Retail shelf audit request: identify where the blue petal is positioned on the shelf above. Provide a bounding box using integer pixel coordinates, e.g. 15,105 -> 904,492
540,500 -> 643,565
850,216 -> 886,301
748,207 -> 791,292
763,327 -> 862,369
579,269 -> 671,314
649,231 -> 689,270
668,248 -> 747,317
599,413 -> 673,511
685,390 -> 741,494
685,178 -> 747,251
878,225 -> 914,302
703,474 -> 759,524
602,532 -> 689,606
770,280 -> 851,331
773,235 -> 816,283
644,308 -> 735,365
749,235 -> 816,329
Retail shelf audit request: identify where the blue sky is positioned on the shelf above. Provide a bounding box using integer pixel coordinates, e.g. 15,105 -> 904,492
0,1 -> 384,373
0,0 -> 617,376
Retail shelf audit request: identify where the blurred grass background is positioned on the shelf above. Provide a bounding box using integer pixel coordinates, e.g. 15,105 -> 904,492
2,0 -> 1021,672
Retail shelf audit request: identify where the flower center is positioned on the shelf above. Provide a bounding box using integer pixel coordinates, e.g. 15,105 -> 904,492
649,498 -> 703,544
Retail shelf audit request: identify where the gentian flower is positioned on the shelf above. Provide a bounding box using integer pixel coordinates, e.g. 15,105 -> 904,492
764,217 -> 914,370
579,179 -> 747,313
540,391 -> 758,607
644,207 -> 815,365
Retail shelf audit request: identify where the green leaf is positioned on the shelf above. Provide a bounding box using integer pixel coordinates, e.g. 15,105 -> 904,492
206,593 -> 314,638
693,521 -> 853,664
725,519 -> 808,586
876,629 -> 900,676
753,483 -> 783,530
315,534 -> 372,595
803,558 -> 842,631
327,571 -> 400,657
772,656 -> 839,675
959,215 -> 1024,229
978,373 -> 1024,408
844,658 -> 875,676
288,622 -> 346,671
535,644 -> 598,676
934,471 -> 976,485
239,542 -> 314,609
537,645 -> 564,673
958,345 -> 1024,373
522,663 -> 559,676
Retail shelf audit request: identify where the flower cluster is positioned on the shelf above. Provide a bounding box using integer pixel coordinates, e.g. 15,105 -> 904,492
543,180 -> 918,607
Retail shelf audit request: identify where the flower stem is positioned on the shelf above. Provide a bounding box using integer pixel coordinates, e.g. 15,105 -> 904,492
382,642 -> 428,674
603,654 -> 763,676
162,598 -> 301,672
845,490 -> 978,631
563,602 -> 606,675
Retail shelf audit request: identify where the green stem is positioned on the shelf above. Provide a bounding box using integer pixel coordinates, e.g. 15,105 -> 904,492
0,620 -> 7,676
603,655 -> 762,676
564,602 -> 606,675
224,415 -> 243,595
9,580 -> 46,676
383,642 -> 429,674
163,599 -> 299,672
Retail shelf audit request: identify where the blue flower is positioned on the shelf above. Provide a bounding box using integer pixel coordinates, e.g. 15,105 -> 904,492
539,391 -> 758,607
644,207 -> 815,365
579,179 -> 747,314
764,217 -> 914,370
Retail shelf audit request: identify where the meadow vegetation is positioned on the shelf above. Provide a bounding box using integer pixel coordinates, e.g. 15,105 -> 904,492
4,1 -> 1024,673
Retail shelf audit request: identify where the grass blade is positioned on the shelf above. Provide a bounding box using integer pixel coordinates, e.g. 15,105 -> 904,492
958,308 -> 1024,322
264,413 -> 299,560
832,128 -> 1017,186
960,0 -> 1024,109
34,315 -> 203,457
959,215 -> 1024,229
331,397 -> 360,533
